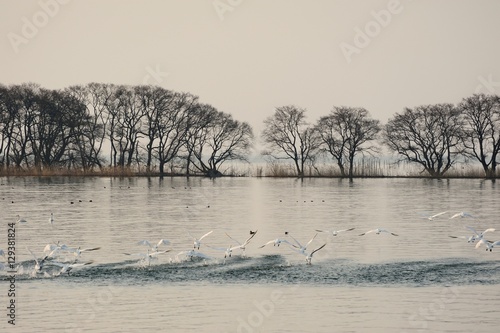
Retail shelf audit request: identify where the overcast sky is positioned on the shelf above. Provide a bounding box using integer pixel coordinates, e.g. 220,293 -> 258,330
1,0 -> 500,141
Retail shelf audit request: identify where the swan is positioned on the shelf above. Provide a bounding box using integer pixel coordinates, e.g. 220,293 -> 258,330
359,228 -> 398,236
315,228 -> 355,236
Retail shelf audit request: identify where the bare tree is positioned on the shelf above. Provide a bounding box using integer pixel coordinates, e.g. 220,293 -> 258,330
182,103 -> 218,176
459,94 -> 500,178
316,106 -> 380,178
262,105 -> 320,177
66,83 -> 114,170
383,104 -> 464,177
155,91 -> 196,175
188,110 -> 253,177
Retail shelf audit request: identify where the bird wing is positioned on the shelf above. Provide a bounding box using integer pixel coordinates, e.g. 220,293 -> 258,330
359,229 -> 375,236
315,229 -> 330,233
148,250 -> 170,257
199,230 -> 213,241
483,228 -> 495,234
242,231 -> 258,246
81,247 -> 101,252
287,234 -> 303,249
465,226 -> 479,236
475,239 -> 487,249
449,212 -> 462,219
492,241 -> 500,246
156,239 -> 171,247
137,240 -> 152,248
225,233 -> 242,246
26,248 -> 39,265
338,228 -> 355,233
432,211 -> 448,218
258,240 -> 275,248
448,235 -> 466,239
311,243 -> 327,256
305,233 -> 318,249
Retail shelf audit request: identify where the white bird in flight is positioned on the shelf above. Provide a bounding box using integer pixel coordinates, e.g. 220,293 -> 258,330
421,211 -> 448,221
449,211 -> 473,219
466,226 -> 495,243
475,239 -> 500,252
189,231 -> 213,249
66,246 -> 101,258
258,237 -> 296,248
224,230 -> 258,255
50,260 -> 94,276
359,228 -> 399,236
296,243 -> 327,265
27,248 -> 48,274
287,233 -> 318,255
16,215 -> 27,224
137,239 -> 171,252
316,228 -> 355,236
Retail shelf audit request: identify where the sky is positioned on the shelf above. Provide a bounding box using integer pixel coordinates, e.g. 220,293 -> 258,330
1,0 -> 500,146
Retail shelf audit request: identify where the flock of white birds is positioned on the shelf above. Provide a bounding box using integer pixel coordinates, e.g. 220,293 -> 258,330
1,210 -> 497,278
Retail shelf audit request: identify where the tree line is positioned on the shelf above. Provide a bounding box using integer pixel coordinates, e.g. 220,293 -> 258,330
262,95 -> 500,179
1,82 -> 499,178
0,83 -> 253,177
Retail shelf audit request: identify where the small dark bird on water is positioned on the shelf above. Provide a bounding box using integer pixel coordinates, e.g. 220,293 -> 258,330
250,230 -> 257,235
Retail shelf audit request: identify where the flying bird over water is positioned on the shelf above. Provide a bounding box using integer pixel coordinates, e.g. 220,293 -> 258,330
316,228 -> 355,236
137,239 -> 171,252
449,212 -> 474,219
465,226 -> 495,243
287,233 -> 318,255
475,239 -> 500,252
359,228 -> 398,236
300,243 -> 327,265
420,211 -> 448,221
224,230 -> 258,255
188,230 -> 213,249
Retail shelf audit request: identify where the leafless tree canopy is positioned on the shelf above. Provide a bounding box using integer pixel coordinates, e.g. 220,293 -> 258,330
0,83 -> 253,176
261,105 -> 321,177
383,104 -> 464,177
459,94 -> 500,178
316,106 -> 380,178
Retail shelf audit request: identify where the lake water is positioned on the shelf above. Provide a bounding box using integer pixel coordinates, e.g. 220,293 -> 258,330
1,176 -> 499,332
